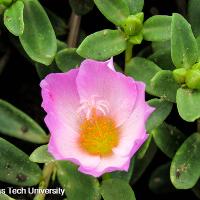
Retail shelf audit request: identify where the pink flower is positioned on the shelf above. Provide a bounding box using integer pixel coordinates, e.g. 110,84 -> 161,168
40,58 -> 155,177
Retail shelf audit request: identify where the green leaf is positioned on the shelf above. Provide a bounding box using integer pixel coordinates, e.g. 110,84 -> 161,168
125,57 -> 161,94
149,163 -> 175,194
188,0 -> 200,37
57,39 -> 68,51
56,161 -> 100,200
46,9 -> 68,36
150,70 -> 179,102
171,13 -> 198,68
125,0 -> 144,14
94,0 -> 129,26
143,15 -> 172,42
103,157 -> 135,183
0,99 -> 48,143
35,40 -> 65,79
152,123 -> 186,158
146,98 -> 173,131
77,29 -> 127,60
0,194 -> 15,200
132,139 -> 157,183
151,41 -> 175,69
176,88 -> 200,122
29,145 -> 54,163
69,0 -> 94,15
19,0 -> 57,65
4,1 -> 24,36
0,137 -> 42,186
170,133 -> 200,189
55,48 -> 83,72
152,40 -> 171,52
100,179 -> 136,200
137,134 -> 153,159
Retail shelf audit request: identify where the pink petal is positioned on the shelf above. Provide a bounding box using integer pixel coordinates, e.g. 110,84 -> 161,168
76,59 -> 137,126
113,82 -> 154,157
40,69 -> 80,132
79,152 -> 130,177
46,114 -> 100,169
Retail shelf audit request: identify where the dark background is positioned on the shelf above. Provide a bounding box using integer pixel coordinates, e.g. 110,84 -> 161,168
0,0 -> 198,199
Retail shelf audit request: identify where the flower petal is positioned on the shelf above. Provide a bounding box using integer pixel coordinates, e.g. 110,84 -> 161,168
76,59 -> 137,126
79,153 -> 130,177
113,82 -> 154,157
40,69 -> 80,132
46,114 -> 100,169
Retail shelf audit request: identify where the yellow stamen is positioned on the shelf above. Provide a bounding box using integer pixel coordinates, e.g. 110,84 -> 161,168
79,110 -> 119,156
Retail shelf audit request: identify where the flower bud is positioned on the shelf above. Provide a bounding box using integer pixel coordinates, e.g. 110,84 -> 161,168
173,68 -> 187,84
122,12 -> 144,36
185,69 -> 200,90
129,32 -> 143,44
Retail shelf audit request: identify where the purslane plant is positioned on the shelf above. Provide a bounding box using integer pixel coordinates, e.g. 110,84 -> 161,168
0,0 -> 200,199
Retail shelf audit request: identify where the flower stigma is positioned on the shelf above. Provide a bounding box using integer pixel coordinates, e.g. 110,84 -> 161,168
77,96 -> 120,156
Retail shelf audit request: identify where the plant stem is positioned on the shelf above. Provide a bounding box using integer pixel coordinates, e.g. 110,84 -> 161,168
125,43 -> 133,64
33,162 -> 55,200
67,11 -> 81,48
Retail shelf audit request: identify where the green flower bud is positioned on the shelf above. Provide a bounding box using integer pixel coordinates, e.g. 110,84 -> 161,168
185,69 -> 200,90
173,68 -> 187,84
122,12 -> 144,36
129,32 -> 143,45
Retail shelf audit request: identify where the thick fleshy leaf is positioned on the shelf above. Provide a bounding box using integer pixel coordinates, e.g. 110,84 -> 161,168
29,145 -> 54,163
125,57 -> 161,94
0,99 -> 48,143
69,0 -> 94,15
149,163 -> 175,194
94,0 -> 129,26
19,0 -> 57,65
132,139 -> 157,183
137,134 -> 153,159
146,99 -> 173,131
125,0 -> 144,14
152,40 -> 171,52
170,133 -> 200,189
0,194 -> 14,200
176,88 -> 200,122
188,0 -> 200,37
77,29 -> 127,60
150,70 -> 179,102
148,48 -> 174,70
143,15 -> 172,42
35,40 -> 66,79
100,179 -> 136,200
103,157 -> 135,183
171,13 -> 198,68
4,1 -> 24,36
0,138 -> 42,186
56,161 -> 100,200
152,123 -> 186,158
55,48 -> 83,72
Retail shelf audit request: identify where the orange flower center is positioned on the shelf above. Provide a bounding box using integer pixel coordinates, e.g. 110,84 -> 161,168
79,110 -> 119,156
